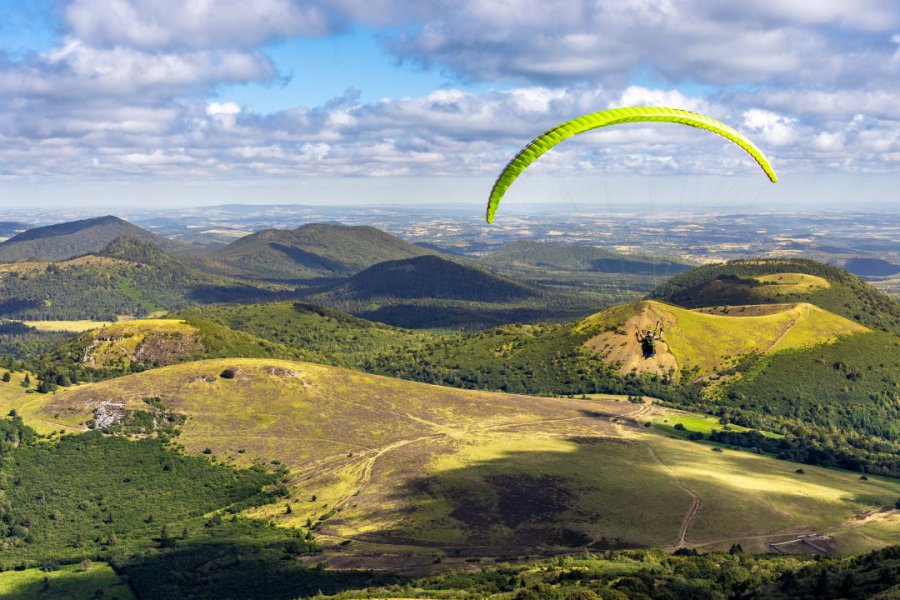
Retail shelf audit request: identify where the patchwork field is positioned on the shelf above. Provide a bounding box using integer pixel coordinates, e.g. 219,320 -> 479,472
580,299 -> 866,379
14,358 -> 898,572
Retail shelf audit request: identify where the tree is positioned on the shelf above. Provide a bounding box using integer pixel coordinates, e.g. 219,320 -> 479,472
158,525 -> 177,548
2,372 -> 10,382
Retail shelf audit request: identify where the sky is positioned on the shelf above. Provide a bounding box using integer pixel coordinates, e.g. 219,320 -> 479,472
1,0 -> 899,211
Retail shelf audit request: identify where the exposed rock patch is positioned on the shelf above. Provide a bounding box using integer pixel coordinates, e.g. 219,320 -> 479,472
92,401 -> 125,429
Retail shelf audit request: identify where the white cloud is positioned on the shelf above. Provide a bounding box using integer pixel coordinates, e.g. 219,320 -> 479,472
616,87 -> 711,114
65,0 -> 335,50
0,39 -> 275,101
1,1 -> 900,185
812,131 -> 844,151
376,0 -> 900,87
743,109 -> 797,146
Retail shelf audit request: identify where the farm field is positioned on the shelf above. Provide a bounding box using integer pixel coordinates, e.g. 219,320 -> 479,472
18,358 -> 898,571
18,320 -> 115,332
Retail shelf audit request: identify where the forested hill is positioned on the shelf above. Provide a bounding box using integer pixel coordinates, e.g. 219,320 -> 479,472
649,258 -> 900,333
0,237 -> 279,320
0,215 -> 182,262
479,240 -> 694,275
299,254 -> 556,328
310,255 -> 540,303
206,223 -> 433,282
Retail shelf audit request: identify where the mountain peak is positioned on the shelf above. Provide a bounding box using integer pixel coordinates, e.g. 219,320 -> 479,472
211,223 -> 432,282
0,215 -> 180,262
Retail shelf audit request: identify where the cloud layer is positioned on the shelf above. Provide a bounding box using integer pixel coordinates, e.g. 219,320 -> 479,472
1,0 -> 899,188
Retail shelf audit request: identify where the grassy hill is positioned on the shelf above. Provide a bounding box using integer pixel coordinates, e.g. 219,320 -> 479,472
31,317 -> 321,385
578,299 -> 867,381
649,258 -> 900,333
206,223 -> 432,283
0,215 -> 183,262
11,358 -> 898,571
0,237 -> 282,321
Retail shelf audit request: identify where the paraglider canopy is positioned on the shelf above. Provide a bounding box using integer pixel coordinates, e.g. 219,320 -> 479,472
486,106 -> 777,223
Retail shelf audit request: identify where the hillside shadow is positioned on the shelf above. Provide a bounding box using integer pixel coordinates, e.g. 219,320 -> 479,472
335,433 -> 875,564
119,539 -> 405,600
344,438 -> 660,560
357,304 -> 570,329
186,284 -> 291,305
0,298 -> 42,318
270,243 -> 346,274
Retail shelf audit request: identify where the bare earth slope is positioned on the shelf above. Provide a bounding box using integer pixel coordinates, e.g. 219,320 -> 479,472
15,358 -> 897,572
580,299 -> 867,380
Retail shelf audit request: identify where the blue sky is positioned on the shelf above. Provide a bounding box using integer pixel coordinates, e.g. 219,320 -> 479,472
1,0 -> 899,210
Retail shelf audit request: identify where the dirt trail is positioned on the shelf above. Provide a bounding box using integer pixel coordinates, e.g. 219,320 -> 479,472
764,308 -> 804,353
639,440 -> 704,550
673,490 -> 704,548
609,399 -> 703,548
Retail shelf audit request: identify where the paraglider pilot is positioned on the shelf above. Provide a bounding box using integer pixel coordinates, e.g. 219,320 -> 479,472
636,323 -> 664,359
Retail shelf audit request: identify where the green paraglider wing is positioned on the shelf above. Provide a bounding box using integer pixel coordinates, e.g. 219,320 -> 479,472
486,106 -> 777,223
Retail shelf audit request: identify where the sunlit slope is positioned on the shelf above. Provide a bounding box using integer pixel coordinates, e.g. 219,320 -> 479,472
650,258 -> 900,333
25,359 -> 900,567
34,317 -> 320,382
579,300 -> 867,379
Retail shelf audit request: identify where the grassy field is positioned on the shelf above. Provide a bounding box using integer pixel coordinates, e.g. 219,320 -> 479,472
650,409 -> 782,440
18,358 -> 898,571
18,320 -> 114,332
751,272 -> 831,295
0,562 -> 135,599
580,299 -> 867,379
0,370 -> 82,435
